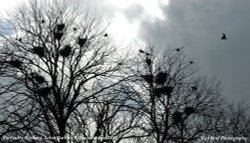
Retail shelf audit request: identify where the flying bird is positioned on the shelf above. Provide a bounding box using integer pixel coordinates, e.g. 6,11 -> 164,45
221,33 -> 227,40
175,47 -> 184,52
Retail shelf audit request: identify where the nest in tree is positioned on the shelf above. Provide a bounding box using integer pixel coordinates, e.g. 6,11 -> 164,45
9,60 -> 22,68
33,46 -> 45,57
104,33 -> 108,37
173,111 -> 183,124
41,19 -> 45,23
154,86 -> 173,97
184,107 -> 195,115
142,74 -> 153,84
37,87 -> 51,96
56,23 -> 65,31
155,72 -> 167,85
139,49 -> 144,53
54,32 -> 63,40
95,130 -> 101,137
77,37 -> 87,47
73,27 -> 77,31
30,72 -> 45,84
59,45 -> 71,57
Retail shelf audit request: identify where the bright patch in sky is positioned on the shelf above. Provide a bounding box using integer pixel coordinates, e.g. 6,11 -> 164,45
108,12 -> 139,45
0,0 -> 29,16
106,0 -> 169,45
107,0 -> 167,20
0,1 -> 16,16
160,0 -> 169,6
0,0 -> 169,45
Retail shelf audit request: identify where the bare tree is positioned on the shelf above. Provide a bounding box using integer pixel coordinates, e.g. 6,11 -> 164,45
204,101 -> 250,143
0,0 -> 131,143
127,45 -> 223,143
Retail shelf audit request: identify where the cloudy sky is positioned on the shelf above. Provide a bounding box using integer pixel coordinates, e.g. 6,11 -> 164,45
1,0 -> 250,103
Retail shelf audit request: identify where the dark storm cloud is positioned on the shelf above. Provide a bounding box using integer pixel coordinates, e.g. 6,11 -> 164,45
133,0 -> 250,102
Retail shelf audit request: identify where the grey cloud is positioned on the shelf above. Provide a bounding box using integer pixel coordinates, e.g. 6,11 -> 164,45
123,4 -> 144,23
136,0 -> 250,102
73,0 -> 250,103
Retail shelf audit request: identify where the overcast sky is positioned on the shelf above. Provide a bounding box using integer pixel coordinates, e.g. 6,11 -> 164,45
1,0 -> 250,103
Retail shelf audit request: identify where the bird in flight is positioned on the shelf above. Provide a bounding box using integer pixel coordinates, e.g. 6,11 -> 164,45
221,33 -> 227,40
175,47 -> 184,52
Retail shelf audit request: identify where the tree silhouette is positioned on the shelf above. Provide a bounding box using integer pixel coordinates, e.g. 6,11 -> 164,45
206,102 -> 250,143
0,0 -> 129,143
0,1 -> 248,143
128,45 -> 223,143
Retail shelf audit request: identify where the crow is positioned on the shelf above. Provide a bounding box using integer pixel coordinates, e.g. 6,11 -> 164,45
175,47 -> 184,52
221,33 -> 227,40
